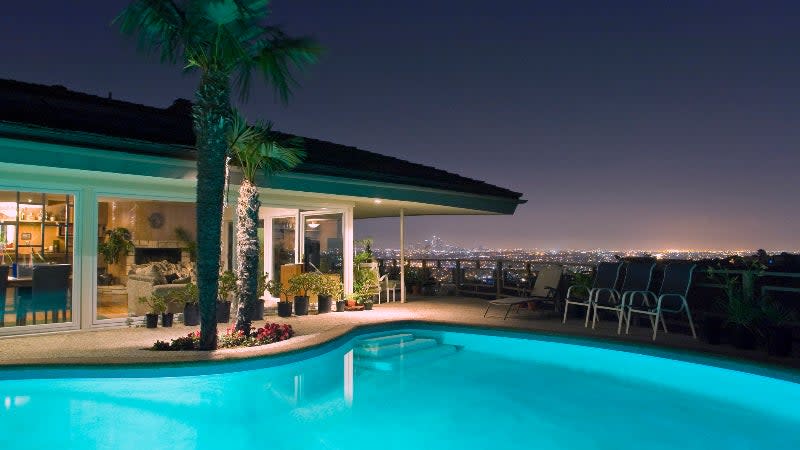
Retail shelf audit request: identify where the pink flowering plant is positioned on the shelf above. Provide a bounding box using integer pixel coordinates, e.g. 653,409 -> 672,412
152,324 -> 293,351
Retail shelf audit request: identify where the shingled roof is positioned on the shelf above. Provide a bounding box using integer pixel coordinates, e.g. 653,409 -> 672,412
0,79 -> 522,200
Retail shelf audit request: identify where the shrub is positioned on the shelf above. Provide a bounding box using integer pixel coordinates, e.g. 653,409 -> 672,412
150,325 -> 293,351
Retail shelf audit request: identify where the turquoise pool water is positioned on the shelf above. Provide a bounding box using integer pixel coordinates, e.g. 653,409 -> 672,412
1,326 -> 799,450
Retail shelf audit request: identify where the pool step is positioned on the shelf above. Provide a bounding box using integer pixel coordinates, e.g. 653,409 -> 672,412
354,333 -> 459,371
358,333 -> 414,348
355,344 -> 459,371
355,338 -> 438,358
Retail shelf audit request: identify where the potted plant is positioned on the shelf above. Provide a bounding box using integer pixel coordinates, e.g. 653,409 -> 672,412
166,282 -> 200,326
404,267 -> 422,295
217,270 -> 237,323
708,263 -> 764,350
266,279 -> 293,318
288,272 -> 316,316
760,298 -> 795,357
99,227 -> 134,266
249,273 -> 267,321
138,295 -> 166,328
315,274 -> 342,314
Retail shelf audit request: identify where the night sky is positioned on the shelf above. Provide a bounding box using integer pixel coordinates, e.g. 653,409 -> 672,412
2,1 -> 799,251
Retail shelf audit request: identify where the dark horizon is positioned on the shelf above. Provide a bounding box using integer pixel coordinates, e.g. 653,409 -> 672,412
1,1 -> 798,251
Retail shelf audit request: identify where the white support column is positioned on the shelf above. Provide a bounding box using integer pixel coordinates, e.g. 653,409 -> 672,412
400,208 -> 406,303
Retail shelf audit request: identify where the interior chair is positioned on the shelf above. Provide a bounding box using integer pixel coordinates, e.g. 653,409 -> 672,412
625,263 -> 697,340
562,262 -> 623,327
591,261 -> 656,334
28,264 -> 71,324
0,265 -> 8,327
484,265 -> 563,320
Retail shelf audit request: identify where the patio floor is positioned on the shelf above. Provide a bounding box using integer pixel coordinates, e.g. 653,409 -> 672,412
1,296 -> 798,370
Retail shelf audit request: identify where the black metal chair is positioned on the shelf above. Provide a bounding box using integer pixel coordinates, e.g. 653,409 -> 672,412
562,262 -> 623,327
592,261 -> 656,334
625,263 -> 697,340
25,264 -> 71,324
0,265 -> 8,327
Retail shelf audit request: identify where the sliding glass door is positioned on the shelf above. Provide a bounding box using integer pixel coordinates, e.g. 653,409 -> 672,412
301,212 -> 343,279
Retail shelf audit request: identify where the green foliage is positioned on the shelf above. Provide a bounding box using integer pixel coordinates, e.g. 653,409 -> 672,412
218,270 -> 238,302
759,297 -> 796,327
257,272 -> 268,297
138,295 -> 167,314
569,271 -> 593,299
353,266 -> 379,302
354,239 -> 374,265
265,278 -> 284,300
227,112 -> 306,182
115,0 -> 321,102
165,283 -> 199,306
99,227 -> 134,265
288,272 -> 317,297
315,274 -> 344,299
707,262 -> 766,329
174,226 -> 197,262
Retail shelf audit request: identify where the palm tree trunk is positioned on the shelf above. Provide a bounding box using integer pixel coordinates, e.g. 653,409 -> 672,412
193,70 -> 231,350
234,179 -> 261,333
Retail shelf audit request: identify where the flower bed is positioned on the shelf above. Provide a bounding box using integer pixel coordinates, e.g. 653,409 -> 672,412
152,323 -> 294,350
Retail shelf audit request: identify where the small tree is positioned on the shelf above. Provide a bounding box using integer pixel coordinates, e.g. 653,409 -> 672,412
228,113 -> 305,334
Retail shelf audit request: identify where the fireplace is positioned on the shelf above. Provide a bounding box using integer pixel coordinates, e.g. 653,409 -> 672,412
134,248 -> 182,264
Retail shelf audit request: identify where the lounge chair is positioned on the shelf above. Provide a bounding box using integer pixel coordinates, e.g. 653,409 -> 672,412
624,263 -> 697,340
591,261 -> 656,334
483,265 -> 562,320
562,262 -> 622,327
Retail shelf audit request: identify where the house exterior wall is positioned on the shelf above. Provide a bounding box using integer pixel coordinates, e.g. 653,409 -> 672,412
0,160 -> 355,336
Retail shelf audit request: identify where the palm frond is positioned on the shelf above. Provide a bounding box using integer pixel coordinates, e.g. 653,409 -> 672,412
227,115 -> 306,181
239,28 -> 321,103
115,0 -> 187,63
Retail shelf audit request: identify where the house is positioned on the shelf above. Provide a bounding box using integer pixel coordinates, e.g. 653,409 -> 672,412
0,79 -> 524,335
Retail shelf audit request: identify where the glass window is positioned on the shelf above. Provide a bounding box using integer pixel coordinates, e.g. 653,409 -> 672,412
303,213 -> 343,277
271,216 -> 296,284
0,190 -> 74,328
96,197 -> 196,321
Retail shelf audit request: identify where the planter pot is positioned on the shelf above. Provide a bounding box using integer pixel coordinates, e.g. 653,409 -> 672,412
249,301 -> 265,321
766,325 -> 793,357
363,302 -> 373,311
336,300 -> 345,312
161,312 -> 174,328
183,303 -> 200,326
702,316 -> 724,345
729,324 -> 757,350
318,295 -> 332,314
294,296 -> 309,316
144,313 -> 158,328
216,301 -> 232,323
277,301 -> 293,318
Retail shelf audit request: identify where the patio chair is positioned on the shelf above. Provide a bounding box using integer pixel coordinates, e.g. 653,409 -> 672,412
624,263 -> 697,340
591,261 -> 656,334
483,265 -> 562,320
562,262 -> 622,327
380,274 -> 400,302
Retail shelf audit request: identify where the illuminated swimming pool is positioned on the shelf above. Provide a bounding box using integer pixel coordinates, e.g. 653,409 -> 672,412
1,325 -> 799,450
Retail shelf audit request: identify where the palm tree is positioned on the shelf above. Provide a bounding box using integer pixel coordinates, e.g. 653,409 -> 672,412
116,0 -> 319,349
227,113 -> 304,333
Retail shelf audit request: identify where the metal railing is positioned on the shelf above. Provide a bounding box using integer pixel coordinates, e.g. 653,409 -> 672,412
376,258 -> 800,320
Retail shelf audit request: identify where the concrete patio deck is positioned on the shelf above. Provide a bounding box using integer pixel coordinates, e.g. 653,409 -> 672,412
1,297 -> 798,370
